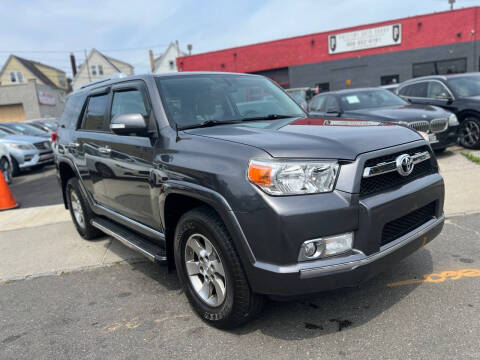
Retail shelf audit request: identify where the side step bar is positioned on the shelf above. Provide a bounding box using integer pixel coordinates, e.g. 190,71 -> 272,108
91,217 -> 167,263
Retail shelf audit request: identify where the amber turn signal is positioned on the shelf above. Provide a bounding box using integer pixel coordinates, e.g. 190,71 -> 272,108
248,163 -> 272,186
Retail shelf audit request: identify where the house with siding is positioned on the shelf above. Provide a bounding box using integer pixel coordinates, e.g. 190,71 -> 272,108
72,49 -> 134,90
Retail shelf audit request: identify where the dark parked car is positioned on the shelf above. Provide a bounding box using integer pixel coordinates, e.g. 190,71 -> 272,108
55,73 -> 444,329
27,119 -> 59,133
398,73 -> 480,148
308,88 -> 459,152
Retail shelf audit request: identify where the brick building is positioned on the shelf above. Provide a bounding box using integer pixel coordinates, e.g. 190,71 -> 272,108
177,7 -> 480,91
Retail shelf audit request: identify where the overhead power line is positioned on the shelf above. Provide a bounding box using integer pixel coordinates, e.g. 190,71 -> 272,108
0,43 -> 170,54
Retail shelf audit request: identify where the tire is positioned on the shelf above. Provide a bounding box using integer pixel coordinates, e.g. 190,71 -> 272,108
0,157 -> 12,184
65,178 -> 103,240
10,157 -> 20,177
459,117 -> 480,149
174,206 -> 264,329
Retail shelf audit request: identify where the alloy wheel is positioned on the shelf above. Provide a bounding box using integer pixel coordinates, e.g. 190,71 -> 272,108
460,119 -> 480,147
70,190 -> 85,229
184,233 -> 227,307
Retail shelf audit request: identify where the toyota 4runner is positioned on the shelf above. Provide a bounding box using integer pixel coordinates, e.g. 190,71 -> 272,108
55,73 -> 445,329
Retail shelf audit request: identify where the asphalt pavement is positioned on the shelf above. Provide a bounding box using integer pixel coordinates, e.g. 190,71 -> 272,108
1,213 -> 479,360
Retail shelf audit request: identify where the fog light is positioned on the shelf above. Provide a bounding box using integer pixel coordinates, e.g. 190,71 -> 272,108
304,242 -> 317,257
298,232 -> 353,261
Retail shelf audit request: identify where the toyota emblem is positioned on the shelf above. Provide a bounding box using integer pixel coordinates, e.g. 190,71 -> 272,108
396,154 -> 414,176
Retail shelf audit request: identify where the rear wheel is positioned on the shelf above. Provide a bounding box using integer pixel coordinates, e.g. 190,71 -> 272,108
174,206 -> 264,329
0,157 -> 12,184
459,117 -> 480,149
66,178 -> 103,240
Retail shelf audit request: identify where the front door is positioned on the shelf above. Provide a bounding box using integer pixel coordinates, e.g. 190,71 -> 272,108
100,82 -> 158,228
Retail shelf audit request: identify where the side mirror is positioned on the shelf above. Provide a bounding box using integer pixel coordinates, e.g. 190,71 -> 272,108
110,113 -> 148,136
435,93 -> 453,101
326,107 -> 341,116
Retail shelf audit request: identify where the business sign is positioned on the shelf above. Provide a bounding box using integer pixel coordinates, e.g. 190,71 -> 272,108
38,91 -> 56,106
328,24 -> 402,55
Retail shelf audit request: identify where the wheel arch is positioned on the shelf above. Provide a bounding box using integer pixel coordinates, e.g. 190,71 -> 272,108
456,109 -> 480,122
162,182 -> 256,270
58,160 -> 78,209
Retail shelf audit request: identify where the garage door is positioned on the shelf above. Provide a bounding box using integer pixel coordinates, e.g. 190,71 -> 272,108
0,104 -> 26,122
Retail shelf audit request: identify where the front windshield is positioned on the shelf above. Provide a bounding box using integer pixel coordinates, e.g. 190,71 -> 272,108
339,89 -> 407,111
1,123 -> 48,136
156,74 -> 305,128
447,75 -> 480,97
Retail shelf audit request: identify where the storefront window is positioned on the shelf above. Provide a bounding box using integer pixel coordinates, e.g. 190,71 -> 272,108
413,58 -> 466,77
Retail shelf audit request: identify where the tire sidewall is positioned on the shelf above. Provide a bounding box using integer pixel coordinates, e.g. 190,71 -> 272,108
0,157 -> 12,184
174,214 -> 236,323
66,179 -> 87,237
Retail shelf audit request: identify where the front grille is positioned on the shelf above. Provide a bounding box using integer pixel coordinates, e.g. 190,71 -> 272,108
430,118 -> 448,133
381,201 -> 437,246
360,146 -> 435,197
407,121 -> 429,133
34,141 -> 50,150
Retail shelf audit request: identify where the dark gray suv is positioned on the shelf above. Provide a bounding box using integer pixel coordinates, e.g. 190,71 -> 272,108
55,73 -> 445,329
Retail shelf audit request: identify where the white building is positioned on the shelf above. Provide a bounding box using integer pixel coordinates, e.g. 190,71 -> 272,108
153,41 -> 187,74
72,49 -> 134,91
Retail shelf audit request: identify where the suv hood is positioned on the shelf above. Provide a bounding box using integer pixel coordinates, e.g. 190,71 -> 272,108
344,104 -> 448,122
185,117 -> 422,160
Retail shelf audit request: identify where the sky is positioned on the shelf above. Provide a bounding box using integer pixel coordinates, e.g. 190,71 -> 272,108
1,0 -> 478,78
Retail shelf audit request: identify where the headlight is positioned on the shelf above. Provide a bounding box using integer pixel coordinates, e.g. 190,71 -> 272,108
5,143 -> 34,150
448,114 -> 459,126
248,159 -> 339,195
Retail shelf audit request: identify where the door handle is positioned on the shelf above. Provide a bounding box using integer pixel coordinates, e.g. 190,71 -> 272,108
98,146 -> 111,155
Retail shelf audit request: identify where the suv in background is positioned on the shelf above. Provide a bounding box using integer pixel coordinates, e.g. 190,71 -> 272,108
398,73 -> 480,148
308,88 -> 458,152
0,127 -> 54,176
55,73 -> 445,329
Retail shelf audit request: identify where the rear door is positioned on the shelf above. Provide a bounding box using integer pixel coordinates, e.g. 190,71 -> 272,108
73,89 -> 111,205
100,81 -> 158,228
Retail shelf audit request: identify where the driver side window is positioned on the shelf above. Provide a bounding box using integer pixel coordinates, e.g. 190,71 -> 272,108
110,89 -> 149,127
427,82 -> 449,98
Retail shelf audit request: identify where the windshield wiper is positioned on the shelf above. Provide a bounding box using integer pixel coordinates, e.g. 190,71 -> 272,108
178,119 -> 241,130
240,114 -> 303,121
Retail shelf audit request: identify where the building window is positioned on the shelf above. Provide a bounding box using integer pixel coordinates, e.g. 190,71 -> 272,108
98,65 -> 104,75
413,58 -> 466,77
169,60 -> 174,70
315,82 -> 330,93
381,75 -> 399,85
58,75 -> 66,87
9,71 -> 24,83
91,65 -> 97,76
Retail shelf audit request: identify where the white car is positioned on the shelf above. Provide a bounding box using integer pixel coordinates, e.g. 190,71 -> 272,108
0,143 -> 13,184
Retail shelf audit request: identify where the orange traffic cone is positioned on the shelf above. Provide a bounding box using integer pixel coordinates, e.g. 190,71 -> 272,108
0,171 -> 18,211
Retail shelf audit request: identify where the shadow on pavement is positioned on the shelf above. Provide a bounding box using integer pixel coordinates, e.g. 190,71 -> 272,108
9,165 -> 63,209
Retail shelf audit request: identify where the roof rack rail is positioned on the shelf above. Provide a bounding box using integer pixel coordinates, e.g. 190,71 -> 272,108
80,73 -> 128,89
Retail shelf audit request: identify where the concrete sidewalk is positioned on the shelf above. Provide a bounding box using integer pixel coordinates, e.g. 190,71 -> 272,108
0,147 -> 478,282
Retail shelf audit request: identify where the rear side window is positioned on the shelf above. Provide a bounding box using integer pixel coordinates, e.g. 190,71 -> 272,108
398,82 -> 428,98
81,94 -> 109,131
110,90 -> 149,126
60,93 -> 86,128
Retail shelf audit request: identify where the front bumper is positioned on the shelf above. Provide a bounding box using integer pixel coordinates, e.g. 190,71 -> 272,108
18,151 -> 54,168
240,171 -> 444,297
429,126 -> 458,150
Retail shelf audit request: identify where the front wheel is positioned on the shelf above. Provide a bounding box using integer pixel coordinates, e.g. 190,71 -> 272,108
459,117 -> 480,149
174,206 -> 263,329
0,157 -> 12,184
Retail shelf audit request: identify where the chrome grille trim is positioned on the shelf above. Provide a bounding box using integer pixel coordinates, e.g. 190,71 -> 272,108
363,151 -> 431,178
430,118 -> 448,133
407,121 -> 429,133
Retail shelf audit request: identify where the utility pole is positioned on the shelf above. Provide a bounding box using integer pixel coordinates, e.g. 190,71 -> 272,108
149,50 -> 155,73
84,49 -> 91,82
449,0 -> 455,10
